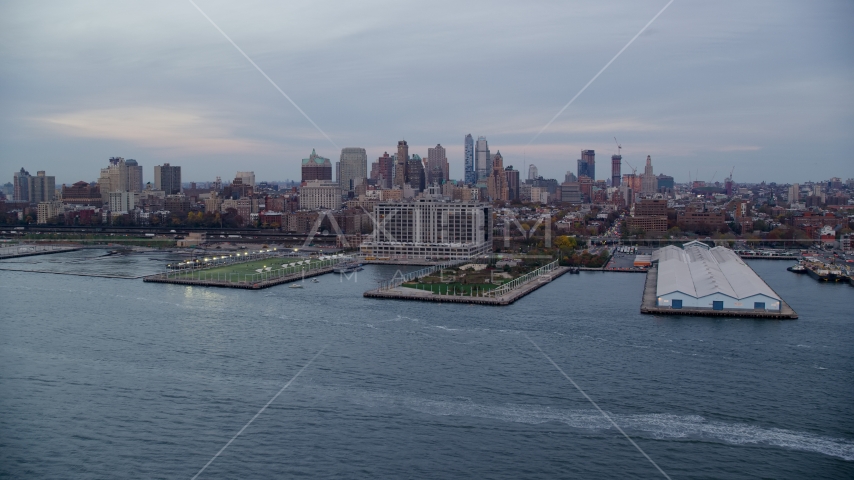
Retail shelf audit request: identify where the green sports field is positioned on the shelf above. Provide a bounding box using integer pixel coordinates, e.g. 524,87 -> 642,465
171,256 -> 331,283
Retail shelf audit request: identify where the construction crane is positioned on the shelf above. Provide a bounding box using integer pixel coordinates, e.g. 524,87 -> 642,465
614,137 -> 622,156
624,159 -> 637,175
726,166 -> 735,182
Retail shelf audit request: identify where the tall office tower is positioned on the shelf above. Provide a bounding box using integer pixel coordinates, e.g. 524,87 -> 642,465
641,155 -> 657,195
13,168 -> 31,201
577,150 -> 595,180
301,149 -> 332,182
338,147 -> 368,193
611,154 -> 622,187
505,166 -> 520,200
528,164 -> 539,180
464,134 -> 476,185
370,152 -> 395,189
475,136 -> 491,182
565,171 -> 577,183
125,159 -> 143,192
154,163 -> 182,195
426,144 -> 450,186
27,171 -> 55,203
394,140 -> 409,188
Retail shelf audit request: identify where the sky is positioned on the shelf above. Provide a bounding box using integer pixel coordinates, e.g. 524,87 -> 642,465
1,0 -> 853,186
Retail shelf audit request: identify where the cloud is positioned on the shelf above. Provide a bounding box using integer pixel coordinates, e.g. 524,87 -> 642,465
37,106 -> 280,155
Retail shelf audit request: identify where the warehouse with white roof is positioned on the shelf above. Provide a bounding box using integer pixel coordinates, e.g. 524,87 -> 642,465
651,241 -> 782,311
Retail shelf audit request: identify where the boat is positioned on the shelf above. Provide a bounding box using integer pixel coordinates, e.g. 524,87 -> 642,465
288,283 -> 304,289
787,263 -> 806,274
333,262 -> 364,274
311,278 -> 320,283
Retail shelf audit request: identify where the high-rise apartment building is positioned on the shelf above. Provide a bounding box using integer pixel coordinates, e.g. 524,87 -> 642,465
301,149 -> 332,182
611,154 -> 622,187
370,152 -> 394,189
577,150 -> 595,180
394,140 -> 409,189
464,134 -> 476,185
154,163 -> 182,195
528,164 -> 539,180
475,136 -> 491,182
641,155 -> 657,195
426,144 -> 450,186
13,168 -> 30,202
505,166 -> 520,201
338,147 -> 368,193
125,159 -> 143,192
299,180 -> 342,210
27,171 -> 55,204
407,154 -> 425,193
487,152 -> 509,201
788,184 -> 800,203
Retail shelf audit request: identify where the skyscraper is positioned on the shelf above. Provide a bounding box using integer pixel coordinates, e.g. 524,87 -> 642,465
394,140 -> 409,189
505,166 -> 520,201
407,154 -> 425,193
13,168 -> 30,202
577,150 -> 595,180
475,136 -> 491,182
464,134 -> 476,185
338,147 -> 368,193
426,144 -> 449,186
528,164 -> 538,180
370,152 -> 394,189
641,155 -> 657,195
125,159 -> 143,192
611,154 -> 622,187
154,163 -> 182,195
301,149 -> 332,182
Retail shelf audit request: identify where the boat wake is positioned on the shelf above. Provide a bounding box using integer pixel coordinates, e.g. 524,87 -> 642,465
307,386 -> 854,461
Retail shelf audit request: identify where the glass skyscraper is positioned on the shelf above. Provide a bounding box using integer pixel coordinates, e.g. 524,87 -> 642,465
464,134 -> 475,185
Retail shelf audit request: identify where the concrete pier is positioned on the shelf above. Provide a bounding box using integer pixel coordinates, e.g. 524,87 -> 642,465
143,266 -> 335,289
640,264 -> 798,319
363,267 -> 571,306
0,245 -> 81,259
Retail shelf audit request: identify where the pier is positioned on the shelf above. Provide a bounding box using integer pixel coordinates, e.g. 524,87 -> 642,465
143,265 -> 335,289
640,264 -> 798,319
0,244 -> 81,259
364,264 -> 571,306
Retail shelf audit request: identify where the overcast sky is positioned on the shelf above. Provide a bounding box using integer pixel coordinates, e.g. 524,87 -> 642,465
2,0 -> 852,186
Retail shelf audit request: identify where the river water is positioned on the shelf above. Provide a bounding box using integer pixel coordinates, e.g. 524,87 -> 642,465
1,252 -> 852,479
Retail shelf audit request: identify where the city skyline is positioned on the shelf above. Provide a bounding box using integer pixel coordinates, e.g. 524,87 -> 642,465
1,1 -> 852,185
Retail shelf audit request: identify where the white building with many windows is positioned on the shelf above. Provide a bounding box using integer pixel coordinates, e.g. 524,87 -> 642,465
299,181 -> 342,210
360,199 -> 493,260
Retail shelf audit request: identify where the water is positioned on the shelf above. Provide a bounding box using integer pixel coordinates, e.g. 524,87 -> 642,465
1,253 -> 852,479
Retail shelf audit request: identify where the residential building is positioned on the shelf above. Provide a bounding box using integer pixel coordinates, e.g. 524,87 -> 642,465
109,191 -> 135,213
560,183 -> 582,204
475,136 -> 491,181
13,168 -> 30,202
61,181 -> 101,205
360,200 -> 493,260
393,140 -> 409,189
578,150 -> 595,180
426,144 -> 450,186
235,171 -> 256,188
125,159 -> 143,192
163,194 -> 190,216
611,154 -> 622,187
370,152 -> 394,189
37,200 -> 63,224
28,171 -> 55,203
487,151 -> 509,201
154,163 -> 182,195
464,134 -> 476,185
406,155 -> 425,194
505,166 -> 520,201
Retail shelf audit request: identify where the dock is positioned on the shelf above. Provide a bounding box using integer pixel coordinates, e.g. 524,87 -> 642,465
143,266 -> 335,289
640,264 -> 798,319
363,266 -> 571,306
0,245 -> 81,259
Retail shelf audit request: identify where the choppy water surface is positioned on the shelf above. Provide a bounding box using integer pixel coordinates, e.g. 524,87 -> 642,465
1,253 -> 852,479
